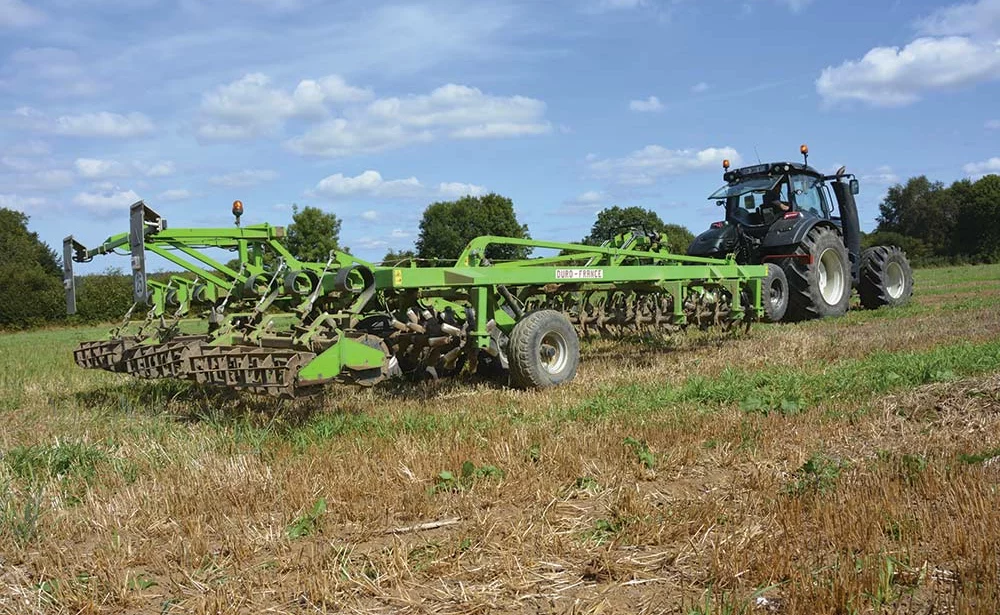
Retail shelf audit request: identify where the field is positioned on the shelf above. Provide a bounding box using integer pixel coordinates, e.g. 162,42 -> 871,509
1,264 -> 999,614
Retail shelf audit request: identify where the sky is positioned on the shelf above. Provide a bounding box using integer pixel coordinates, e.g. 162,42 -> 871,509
2,0 -> 999,271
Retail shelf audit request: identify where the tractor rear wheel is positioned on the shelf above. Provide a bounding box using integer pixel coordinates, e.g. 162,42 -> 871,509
858,246 -> 913,309
508,310 -> 580,389
783,225 -> 851,320
762,263 -> 788,322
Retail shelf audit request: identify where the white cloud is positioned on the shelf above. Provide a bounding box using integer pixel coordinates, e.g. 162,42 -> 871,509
861,166 -> 900,185
964,157 -> 1000,176
311,171 -> 487,200
987,119 -> 1000,129
72,186 -> 142,216
564,190 -> 608,209
360,210 -> 379,221
7,47 -> 100,96
589,145 -> 740,184
775,0 -> 813,12
197,72 -> 372,140
52,111 -> 155,137
5,168 -> 74,191
292,75 -> 374,112
313,170 -> 423,198
286,119 -> 432,156
358,237 -> 389,249
34,169 -> 75,188
209,169 -> 278,187
628,96 -> 663,112
0,193 -> 46,212
157,189 -> 192,201
75,158 -> 129,179
138,161 -> 175,177
437,182 -> 486,197
198,73 -> 296,139
198,75 -> 550,153
0,0 -> 45,27
915,0 -> 1000,38
6,140 -> 50,156
691,82 -> 710,93
818,1 -> 1000,107
390,229 -> 411,239
1,156 -> 38,172
287,83 -> 550,156
74,158 -> 175,179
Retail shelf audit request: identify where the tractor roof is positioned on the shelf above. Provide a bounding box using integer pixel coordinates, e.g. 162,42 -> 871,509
724,161 -> 822,184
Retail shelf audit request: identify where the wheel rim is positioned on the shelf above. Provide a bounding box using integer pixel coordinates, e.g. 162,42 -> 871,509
769,276 -> 785,311
539,331 -> 569,375
885,261 -> 905,299
817,248 -> 845,305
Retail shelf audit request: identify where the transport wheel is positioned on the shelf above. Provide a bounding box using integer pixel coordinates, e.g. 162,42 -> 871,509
762,263 -> 789,323
784,225 -> 851,320
858,245 -> 914,309
508,310 -> 580,389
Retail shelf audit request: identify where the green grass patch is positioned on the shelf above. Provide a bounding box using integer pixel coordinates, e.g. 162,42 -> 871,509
5,441 -> 107,485
958,447 -> 1000,465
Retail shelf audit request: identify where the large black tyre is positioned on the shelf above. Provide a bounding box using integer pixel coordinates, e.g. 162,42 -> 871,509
762,263 -> 789,322
783,225 -> 852,321
508,310 -> 580,389
858,245 -> 913,309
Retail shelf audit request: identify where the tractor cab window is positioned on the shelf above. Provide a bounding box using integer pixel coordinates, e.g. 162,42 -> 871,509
791,174 -> 829,218
708,175 -> 788,226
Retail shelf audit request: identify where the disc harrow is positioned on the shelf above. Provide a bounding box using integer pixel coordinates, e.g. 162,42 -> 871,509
64,201 -> 767,397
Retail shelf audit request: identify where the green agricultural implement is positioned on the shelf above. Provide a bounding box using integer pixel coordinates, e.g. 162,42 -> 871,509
65,201 -> 767,397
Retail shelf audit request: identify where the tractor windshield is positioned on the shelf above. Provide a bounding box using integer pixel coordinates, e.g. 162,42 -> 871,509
708,176 -> 782,200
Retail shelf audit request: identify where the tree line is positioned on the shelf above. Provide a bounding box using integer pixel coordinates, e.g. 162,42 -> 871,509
863,173 -> 1000,266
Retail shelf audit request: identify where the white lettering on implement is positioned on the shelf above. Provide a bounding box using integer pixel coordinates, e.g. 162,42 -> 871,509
555,268 -> 604,280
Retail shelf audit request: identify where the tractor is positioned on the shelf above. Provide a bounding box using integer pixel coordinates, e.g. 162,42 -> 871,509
687,145 -> 913,321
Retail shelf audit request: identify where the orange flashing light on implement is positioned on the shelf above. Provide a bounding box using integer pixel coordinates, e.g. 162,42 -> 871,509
232,200 -> 244,227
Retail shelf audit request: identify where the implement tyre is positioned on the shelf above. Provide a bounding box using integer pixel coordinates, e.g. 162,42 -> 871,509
762,263 -> 789,323
784,225 -> 851,321
508,310 -> 580,389
859,245 -> 913,309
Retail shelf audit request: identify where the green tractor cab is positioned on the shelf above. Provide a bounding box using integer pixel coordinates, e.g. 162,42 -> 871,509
688,146 -> 913,322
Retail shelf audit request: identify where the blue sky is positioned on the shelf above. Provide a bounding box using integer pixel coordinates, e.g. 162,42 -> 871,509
2,0 -> 999,270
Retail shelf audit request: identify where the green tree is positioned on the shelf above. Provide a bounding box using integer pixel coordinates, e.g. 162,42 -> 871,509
660,223 -> 696,253
861,231 -> 932,264
0,208 -> 64,328
955,174 -> 1000,262
416,193 -> 530,261
381,248 -> 416,266
74,269 -> 133,323
868,173 -> 1000,266
582,206 -> 694,252
284,205 -> 343,262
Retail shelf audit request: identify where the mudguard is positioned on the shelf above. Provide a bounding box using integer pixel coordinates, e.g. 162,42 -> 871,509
687,224 -> 739,258
760,215 -> 839,252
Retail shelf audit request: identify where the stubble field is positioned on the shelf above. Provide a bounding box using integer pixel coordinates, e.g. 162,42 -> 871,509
1,263 -> 999,614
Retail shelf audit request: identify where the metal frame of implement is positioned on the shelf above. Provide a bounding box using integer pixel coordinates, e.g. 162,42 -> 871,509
65,201 -> 767,396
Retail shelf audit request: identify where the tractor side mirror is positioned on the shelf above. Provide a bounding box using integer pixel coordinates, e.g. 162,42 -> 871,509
716,200 -> 724,207
849,179 -> 860,195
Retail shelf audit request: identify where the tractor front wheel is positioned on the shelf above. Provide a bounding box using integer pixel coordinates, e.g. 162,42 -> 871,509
859,246 -> 913,309
784,225 -> 852,320
508,310 -> 580,389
